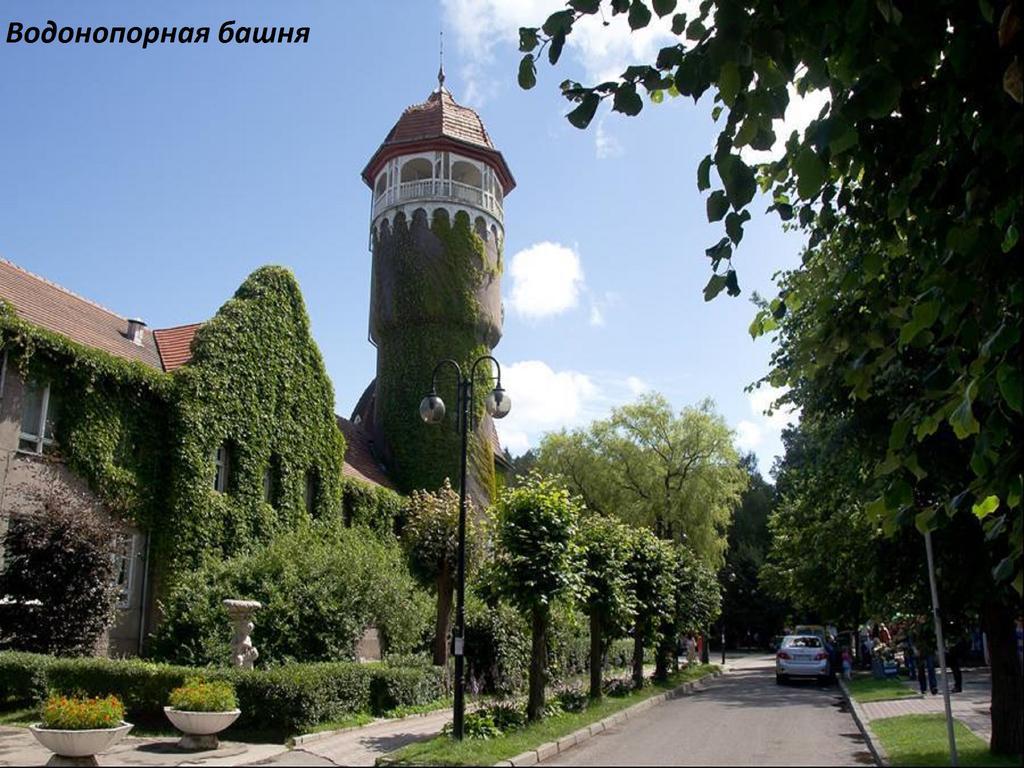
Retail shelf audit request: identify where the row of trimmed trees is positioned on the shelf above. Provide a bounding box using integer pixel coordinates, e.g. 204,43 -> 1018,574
402,473 -> 721,722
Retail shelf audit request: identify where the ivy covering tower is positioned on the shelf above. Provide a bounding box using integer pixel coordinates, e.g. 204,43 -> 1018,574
355,72 -> 515,504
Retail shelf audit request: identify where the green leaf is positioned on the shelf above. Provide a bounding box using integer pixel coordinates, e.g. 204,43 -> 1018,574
549,31 -> 566,65
725,269 -> 741,297
569,0 -> 601,11
718,61 -> 741,107
866,74 -> 901,119
915,507 -> 937,534
697,156 -> 712,191
653,0 -> 676,16
972,495 -> 1000,520
793,147 -> 826,199
628,1 -> 653,29
518,28 -> 539,52
703,273 -> 728,302
1002,224 -> 1019,253
992,556 -> 1015,583
706,191 -> 729,222
725,210 -> 750,244
671,13 -> 687,35
899,300 -> 941,346
686,20 -> 706,40
612,83 -> 644,116
542,10 -> 575,36
949,382 -> 980,439
518,55 -> 537,90
718,155 -> 756,208
996,363 -> 1022,413
650,89 -> 664,104
566,93 -> 600,129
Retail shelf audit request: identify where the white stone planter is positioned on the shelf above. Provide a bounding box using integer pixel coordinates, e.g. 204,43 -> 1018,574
164,707 -> 241,750
29,721 -> 133,764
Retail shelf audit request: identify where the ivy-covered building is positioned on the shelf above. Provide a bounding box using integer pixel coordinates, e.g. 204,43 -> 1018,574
0,258 -> 395,655
353,72 -> 514,504
0,75 -> 516,657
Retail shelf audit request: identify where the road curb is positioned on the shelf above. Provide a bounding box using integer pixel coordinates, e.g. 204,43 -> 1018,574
498,667 -> 721,767
838,678 -> 888,767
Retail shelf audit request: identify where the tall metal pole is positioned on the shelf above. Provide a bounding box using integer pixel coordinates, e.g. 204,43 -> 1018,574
452,376 -> 471,741
924,530 -> 958,767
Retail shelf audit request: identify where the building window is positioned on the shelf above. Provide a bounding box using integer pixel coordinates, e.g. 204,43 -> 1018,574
304,470 -> 318,515
19,381 -> 57,454
212,444 -> 230,492
112,534 -> 140,610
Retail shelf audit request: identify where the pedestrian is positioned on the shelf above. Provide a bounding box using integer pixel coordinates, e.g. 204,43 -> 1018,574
686,634 -> 697,666
947,635 -> 966,694
914,632 -> 938,695
841,646 -> 853,681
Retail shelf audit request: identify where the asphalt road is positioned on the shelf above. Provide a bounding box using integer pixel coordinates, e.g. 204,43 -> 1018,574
547,655 -> 874,767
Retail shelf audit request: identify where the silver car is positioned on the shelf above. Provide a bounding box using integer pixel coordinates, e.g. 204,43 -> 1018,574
776,635 -> 831,684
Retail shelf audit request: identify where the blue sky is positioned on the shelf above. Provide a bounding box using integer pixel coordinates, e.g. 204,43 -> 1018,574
0,0 -> 805,473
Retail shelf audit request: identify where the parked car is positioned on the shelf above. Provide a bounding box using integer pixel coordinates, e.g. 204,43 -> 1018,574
776,635 -> 831,684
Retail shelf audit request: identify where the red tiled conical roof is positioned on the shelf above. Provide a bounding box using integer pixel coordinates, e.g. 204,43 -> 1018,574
362,87 -> 515,195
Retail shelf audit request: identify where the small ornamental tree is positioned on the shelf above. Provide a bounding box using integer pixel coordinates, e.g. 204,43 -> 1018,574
493,473 -> 583,721
0,486 -> 124,656
579,515 -> 636,699
656,548 -> 722,681
624,528 -> 677,688
402,479 -> 479,667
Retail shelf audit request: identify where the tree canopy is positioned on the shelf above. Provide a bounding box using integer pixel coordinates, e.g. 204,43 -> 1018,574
536,394 -> 745,567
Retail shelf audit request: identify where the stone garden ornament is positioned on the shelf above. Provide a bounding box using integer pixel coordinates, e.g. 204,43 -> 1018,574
222,599 -> 261,669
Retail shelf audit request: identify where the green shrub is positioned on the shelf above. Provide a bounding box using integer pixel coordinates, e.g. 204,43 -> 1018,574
342,479 -> 405,537
168,679 -> 238,712
0,488 -> 123,656
554,684 -> 588,713
149,519 -> 433,665
464,595 -> 529,696
0,651 -> 52,704
0,652 -> 444,735
40,694 -> 124,730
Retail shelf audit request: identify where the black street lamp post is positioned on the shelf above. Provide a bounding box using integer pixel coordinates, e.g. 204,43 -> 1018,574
419,355 -> 510,741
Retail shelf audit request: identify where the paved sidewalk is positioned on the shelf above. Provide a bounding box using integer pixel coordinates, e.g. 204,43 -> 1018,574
0,726 -> 288,766
858,668 -> 991,743
261,708 -> 454,766
0,706 -> 456,767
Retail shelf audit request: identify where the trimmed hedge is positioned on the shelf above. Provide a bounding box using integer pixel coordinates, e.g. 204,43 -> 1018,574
0,652 -> 445,734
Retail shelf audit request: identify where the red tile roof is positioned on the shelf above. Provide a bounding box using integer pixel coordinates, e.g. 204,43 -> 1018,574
387,89 -> 496,150
0,257 -> 164,369
337,416 -> 395,490
153,323 -> 201,372
362,88 -> 515,194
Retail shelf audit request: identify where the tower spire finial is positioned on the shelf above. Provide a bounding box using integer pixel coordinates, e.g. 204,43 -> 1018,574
438,29 -> 445,89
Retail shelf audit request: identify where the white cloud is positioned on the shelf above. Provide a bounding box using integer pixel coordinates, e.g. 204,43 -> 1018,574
734,384 -> 800,467
587,290 -> 619,327
594,117 -> 624,159
741,87 -> 831,164
506,241 -> 585,320
734,419 -> 763,452
495,360 -> 597,453
494,362 -> 655,455
625,376 -> 649,396
442,0 -> 678,107
748,384 -> 799,430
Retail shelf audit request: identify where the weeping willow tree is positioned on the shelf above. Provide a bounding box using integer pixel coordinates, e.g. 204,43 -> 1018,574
536,394 -> 745,568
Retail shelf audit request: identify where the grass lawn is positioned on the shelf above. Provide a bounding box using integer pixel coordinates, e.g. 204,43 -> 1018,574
382,664 -> 718,766
870,714 -> 1021,767
845,672 -> 920,703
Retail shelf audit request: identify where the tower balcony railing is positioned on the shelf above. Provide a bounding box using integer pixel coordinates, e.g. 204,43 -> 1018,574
373,180 -> 503,223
